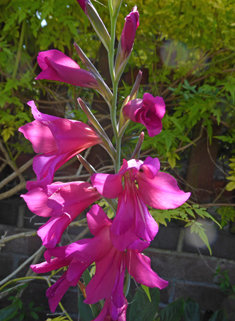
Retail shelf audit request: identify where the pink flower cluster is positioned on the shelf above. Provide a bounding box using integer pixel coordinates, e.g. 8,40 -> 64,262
19,4 -> 191,320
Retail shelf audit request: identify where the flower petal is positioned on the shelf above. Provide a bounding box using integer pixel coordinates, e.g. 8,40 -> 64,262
36,50 -> 97,88
47,181 -> 100,218
91,173 -> 123,198
127,250 -> 168,289
37,215 -> 70,248
138,171 -> 191,209
110,188 -> 135,235
21,188 -> 52,217
85,247 -> 120,304
140,156 -> 160,179
65,227 -> 112,262
30,257 -> 70,274
87,205 -> 112,236
46,272 -> 71,313
19,120 -> 57,154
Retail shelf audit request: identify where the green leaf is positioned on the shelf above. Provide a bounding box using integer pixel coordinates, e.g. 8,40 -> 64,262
208,309 -> 228,321
0,303 -> 18,321
78,291 -> 94,321
141,285 -> 151,302
30,311 -> 39,320
226,181 -> 235,191
83,269 -> 91,286
183,298 -> 201,321
128,287 -> 159,321
159,298 -> 184,321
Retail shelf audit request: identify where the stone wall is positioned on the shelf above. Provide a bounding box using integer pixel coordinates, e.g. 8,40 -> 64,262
1,199 -> 235,320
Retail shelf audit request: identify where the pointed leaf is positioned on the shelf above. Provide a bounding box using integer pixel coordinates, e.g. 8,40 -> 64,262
0,303 -> 18,321
183,298 -> 201,321
159,298 -> 184,321
208,309 -> 228,321
129,287 -> 159,321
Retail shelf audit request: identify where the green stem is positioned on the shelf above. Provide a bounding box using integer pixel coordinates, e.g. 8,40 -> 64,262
115,135 -> 122,173
108,5 -> 122,172
0,276 -> 48,292
12,19 -> 26,79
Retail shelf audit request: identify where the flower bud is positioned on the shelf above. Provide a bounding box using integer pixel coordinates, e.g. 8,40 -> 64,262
115,6 -> 139,79
77,0 -> 111,51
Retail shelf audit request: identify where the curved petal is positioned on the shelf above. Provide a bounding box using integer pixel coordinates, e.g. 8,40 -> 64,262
87,205 -> 112,236
21,188 -> 52,217
91,173 -> 123,198
110,187 -> 135,235
48,118 -> 101,155
65,227 -> 112,262
36,50 -> 97,88
47,181 -> 100,218
110,225 -> 146,252
140,157 -> 160,179
66,259 -> 89,285
37,215 -> 70,248
85,247 -> 120,304
138,171 -> 191,209
27,100 -> 59,122
46,272 -> 71,313
133,190 -> 159,242
111,254 -> 126,308
19,120 -> 57,154
37,50 -> 80,70
30,257 -> 70,274
121,158 -> 143,173
127,250 -> 168,289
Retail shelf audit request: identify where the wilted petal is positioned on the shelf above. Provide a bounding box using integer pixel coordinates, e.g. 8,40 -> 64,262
127,250 -> 168,289
138,171 -> 191,209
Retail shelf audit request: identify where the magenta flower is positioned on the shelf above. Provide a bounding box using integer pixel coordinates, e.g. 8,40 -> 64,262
22,181 -> 100,248
31,205 -> 168,313
123,93 -> 166,137
91,157 -> 191,251
121,6 -> 139,57
36,50 -> 98,88
115,7 -> 139,75
19,101 -> 102,190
